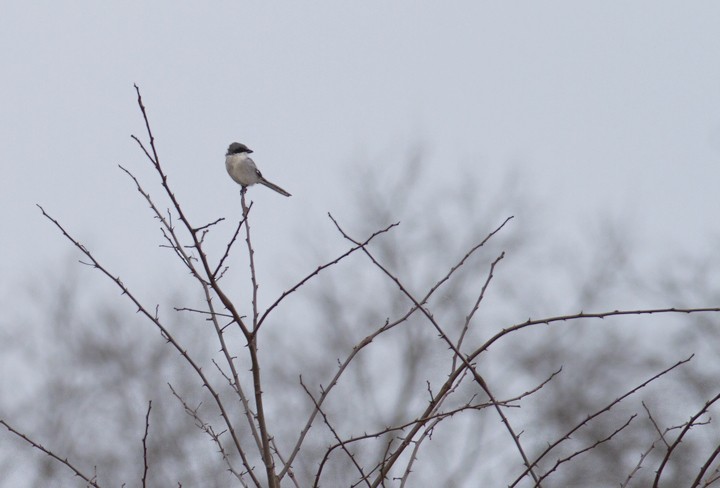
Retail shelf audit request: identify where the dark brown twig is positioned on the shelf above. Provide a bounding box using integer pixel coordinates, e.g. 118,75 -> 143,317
141,401 -> 152,488
300,377 -> 371,487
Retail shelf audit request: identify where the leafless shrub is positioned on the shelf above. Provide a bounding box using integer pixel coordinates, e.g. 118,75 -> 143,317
2,86 -> 719,487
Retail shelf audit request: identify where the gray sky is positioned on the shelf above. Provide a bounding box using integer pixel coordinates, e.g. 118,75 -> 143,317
1,3 -> 720,486
2,2 -> 719,309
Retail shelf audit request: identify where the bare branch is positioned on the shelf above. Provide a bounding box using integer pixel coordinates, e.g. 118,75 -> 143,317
35,204 -> 262,487
239,189 -> 277,487
654,391 -> 720,488
510,355 -> 694,487
478,308 -> 720,358
141,401 -> 152,488
195,217 -> 226,233
301,377 -> 371,487
454,251 -> 505,370
269,438 -> 301,488
642,401 -> 670,449
691,442 -> 720,488
533,415 -> 637,487
257,221 -> 400,330
168,384 -> 249,487
212,210 -> 250,280
0,419 -> 101,488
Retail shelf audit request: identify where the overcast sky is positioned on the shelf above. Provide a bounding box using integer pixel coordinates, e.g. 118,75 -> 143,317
2,2 -> 719,313
2,3 -> 720,487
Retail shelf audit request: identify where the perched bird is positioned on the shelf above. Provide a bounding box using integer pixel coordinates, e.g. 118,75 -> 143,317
225,142 -> 291,197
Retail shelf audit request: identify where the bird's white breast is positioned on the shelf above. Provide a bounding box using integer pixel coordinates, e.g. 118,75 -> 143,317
226,153 -> 261,186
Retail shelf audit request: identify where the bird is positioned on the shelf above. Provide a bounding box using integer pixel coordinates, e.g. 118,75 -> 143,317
225,142 -> 291,197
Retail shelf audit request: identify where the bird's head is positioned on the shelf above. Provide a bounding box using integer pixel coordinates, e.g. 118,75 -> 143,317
227,142 -> 253,155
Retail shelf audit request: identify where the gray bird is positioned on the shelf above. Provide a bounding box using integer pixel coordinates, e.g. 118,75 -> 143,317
225,142 -> 291,197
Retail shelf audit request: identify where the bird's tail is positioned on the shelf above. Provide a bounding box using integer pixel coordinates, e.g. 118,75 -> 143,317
259,178 -> 291,197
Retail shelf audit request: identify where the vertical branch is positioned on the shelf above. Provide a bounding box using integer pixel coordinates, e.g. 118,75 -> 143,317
240,187 -> 277,488
453,252 -> 505,371
141,401 -> 152,488
241,189 -> 260,333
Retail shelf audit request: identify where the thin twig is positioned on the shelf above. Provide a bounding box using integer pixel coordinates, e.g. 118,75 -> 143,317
533,415 -> 637,486
257,222 -> 399,331
168,384 -> 248,486
301,378 -> 371,487
174,307 -> 233,318
642,401 -> 670,449
454,251 -> 504,370
141,401 -> 152,488
269,438 -> 301,488
654,391 -> 720,488
620,443 -> 656,488
195,217 -> 226,232
702,467 -> 720,487
619,402 -> 677,488
213,211 -> 250,279
0,419 -> 101,487
478,308 -> 720,358
691,442 -> 720,488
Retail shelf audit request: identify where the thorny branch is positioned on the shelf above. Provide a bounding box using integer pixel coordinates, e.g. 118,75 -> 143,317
141,401 -> 152,488
0,419 -> 101,488
654,391 -> 720,488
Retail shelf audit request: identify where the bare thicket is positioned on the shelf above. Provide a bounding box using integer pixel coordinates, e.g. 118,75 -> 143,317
1,86 -> 719,487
